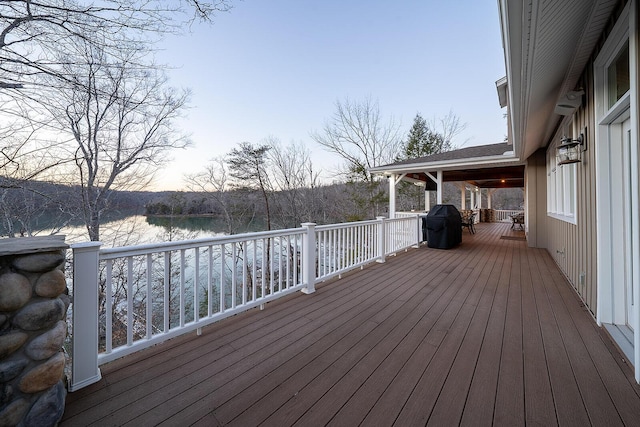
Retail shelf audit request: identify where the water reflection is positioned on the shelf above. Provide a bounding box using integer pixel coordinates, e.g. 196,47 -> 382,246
18,214 -> 268,247
145,215 -> 265,234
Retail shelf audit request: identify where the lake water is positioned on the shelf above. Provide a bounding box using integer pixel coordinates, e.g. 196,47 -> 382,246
33,215 -> 267,247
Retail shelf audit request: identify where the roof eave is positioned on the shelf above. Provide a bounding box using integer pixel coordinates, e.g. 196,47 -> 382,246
370,153 -> 521,175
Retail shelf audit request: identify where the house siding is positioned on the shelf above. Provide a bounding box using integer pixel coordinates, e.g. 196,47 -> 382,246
543,36 -> 601,317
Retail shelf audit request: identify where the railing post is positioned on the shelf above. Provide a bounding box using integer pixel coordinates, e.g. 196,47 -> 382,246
413,215 -> 421,248
377,216 -> 386,263
301,223 -> 317,294
70,242 -> 102,391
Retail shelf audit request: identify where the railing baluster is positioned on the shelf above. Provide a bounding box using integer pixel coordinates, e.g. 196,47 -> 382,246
194,248 -> 200,323
278,236 -> 283,292
180,249 -> 186,327
294,234 -> 299,284
285,235 -> 291,289
242,242 -> 247,305
163,251 -> 170,332
252,239 -> 257,299
146,254 -> 152,339
269,237 -> 275,293
106,259 -> 113,353
127,257 -> 133,346
231,243 -> 237,309
208,245 -> 213,316
261,238 -> 266,296
220,244 -> 226,312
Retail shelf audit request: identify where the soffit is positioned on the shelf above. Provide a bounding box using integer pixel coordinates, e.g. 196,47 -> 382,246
402,165 -> 525,189
503,0 -> 619,159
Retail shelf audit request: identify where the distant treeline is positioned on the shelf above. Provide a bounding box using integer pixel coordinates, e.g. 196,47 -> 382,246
0,177 -> 524,237
145,182 -> 525,231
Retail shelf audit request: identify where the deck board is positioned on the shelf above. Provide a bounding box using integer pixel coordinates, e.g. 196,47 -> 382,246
60,222 -> 640,426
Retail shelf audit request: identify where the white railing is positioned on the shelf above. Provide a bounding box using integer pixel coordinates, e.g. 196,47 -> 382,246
315,219 -> 380,281
384,217 -> 421,255
70,217 -> 420,391
494,209 -> 524,222
395,211 -> 427,218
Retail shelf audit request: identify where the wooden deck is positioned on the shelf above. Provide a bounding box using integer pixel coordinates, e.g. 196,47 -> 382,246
60,222 -> 640,426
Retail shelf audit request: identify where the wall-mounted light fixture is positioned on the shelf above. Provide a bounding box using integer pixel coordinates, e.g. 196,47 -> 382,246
556,132 -> 586,165
555,90 -> 584,115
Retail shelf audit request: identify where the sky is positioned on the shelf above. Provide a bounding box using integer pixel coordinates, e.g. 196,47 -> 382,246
153,0 -> 507,191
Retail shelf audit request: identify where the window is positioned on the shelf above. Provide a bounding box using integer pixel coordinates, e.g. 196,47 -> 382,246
547,130 -> 577,224
607,40 -> 630,108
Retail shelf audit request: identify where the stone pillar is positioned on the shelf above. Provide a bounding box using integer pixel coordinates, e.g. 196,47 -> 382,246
0,236 -> 70,427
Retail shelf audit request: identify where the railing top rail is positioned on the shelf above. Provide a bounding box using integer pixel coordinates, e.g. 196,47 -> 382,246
315,219 -> 380,231
99,226 -> 304,259
386,216 -> 418,222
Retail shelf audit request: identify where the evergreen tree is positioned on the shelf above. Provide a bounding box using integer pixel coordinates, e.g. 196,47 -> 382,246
400,113 -> 447,160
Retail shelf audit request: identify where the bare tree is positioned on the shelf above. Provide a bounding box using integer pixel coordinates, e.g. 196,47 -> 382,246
0,0 -> 233,238
227,142 -> 273,231
184,156 -> 255,234
429,110 -> 467,151
268,138 -> 321,227
312,97 -> 401,219
34,37 -> 191,241
311,97 -> 401,183
0,0 -> 233,90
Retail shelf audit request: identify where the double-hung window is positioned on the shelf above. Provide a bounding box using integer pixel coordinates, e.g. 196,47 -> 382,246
547,130 -> 577,224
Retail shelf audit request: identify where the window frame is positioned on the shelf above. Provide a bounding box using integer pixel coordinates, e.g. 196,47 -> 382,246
547,125 -> 578,224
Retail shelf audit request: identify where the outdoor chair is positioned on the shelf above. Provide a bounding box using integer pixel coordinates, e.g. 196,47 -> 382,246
461,212 -> 476,235
511,213 -> 525,230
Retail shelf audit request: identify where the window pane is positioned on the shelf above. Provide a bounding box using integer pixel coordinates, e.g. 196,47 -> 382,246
608,41 -> 630,107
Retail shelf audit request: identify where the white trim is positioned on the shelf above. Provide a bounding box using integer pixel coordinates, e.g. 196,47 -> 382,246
595,0 -> 631,328
548,212 -> 577,224
599,92 -> 631,125
594,1 -> 640,383
436,170 -> 443,204
370,154 -> 522,175
629,0 -> 640,384
388,174 -> 396,219
628,0 -> 640,382
546,131 -> 578,225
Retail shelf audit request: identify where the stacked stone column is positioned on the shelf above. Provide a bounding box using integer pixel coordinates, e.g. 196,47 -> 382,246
0,237 -> 70,427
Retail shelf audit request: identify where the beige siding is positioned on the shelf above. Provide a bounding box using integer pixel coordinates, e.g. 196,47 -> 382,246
543,56 -> 599,316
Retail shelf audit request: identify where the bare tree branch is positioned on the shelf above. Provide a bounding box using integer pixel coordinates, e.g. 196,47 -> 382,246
311,96 -> 401,183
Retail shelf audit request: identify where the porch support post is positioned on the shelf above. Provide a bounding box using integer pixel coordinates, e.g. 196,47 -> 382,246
70,241 -> 102,391
488,189 -> 495,209
477,188 -> 483,209
425,172 -> 439,211
436,170 -> 443,204
301,223 -> 317,294
388,174 -> 396,219
470,188 -> 476,209
377,216 -> 386,263
424,189 -> 431,211
460,185 -> 466,210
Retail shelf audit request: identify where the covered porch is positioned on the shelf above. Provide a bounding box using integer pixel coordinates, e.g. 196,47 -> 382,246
61,222 -> 640,426
371,143 -> 526,228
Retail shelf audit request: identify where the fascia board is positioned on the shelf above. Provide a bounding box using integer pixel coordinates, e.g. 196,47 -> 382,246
498,0 -> 525,160
370,154 -> 522,175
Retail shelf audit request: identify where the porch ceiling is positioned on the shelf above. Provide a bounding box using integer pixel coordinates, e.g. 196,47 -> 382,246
500,0 -> 619,160
406,165 -> 525,189
443,165 -> 525,188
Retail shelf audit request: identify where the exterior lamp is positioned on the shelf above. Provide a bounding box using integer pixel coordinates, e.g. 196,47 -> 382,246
556,133 -> 585,165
